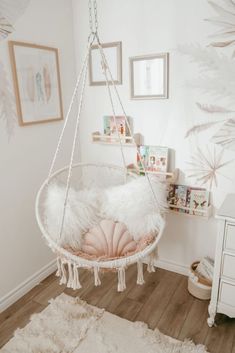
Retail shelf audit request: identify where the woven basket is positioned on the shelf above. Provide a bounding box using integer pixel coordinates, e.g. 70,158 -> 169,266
188,261 -> 212,300
190,261 -> 212,286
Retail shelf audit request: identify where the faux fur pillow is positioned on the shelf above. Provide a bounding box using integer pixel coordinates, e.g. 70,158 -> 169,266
101,176 -> 167,241
44,183 -> 101,250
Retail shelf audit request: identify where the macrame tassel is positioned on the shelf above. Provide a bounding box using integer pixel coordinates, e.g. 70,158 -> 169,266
56,257 -> 62,277
148,247 -> 158,273
147,252 -> 156,273
137,261 -> 145,285
67,262 -> 74,288
72,264 -> 82,290
117,267 -> 126,292
59,260 -> 67,285
94,267 -> 101,286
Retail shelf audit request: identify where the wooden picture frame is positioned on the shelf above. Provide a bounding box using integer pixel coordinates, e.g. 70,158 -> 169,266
9,41 -> 63,126
129,53 -> 169,100
89,41 -> 122,86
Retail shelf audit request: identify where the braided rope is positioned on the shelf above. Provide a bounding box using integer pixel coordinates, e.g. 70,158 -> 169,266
95,35 -> 160,210
98,49 -> 127,172
48,44 -> 91,180
59,54 -> 89,239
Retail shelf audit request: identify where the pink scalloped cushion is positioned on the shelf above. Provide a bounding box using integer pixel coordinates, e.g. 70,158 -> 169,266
63,220 -> 156,262
81,219 -> 138,258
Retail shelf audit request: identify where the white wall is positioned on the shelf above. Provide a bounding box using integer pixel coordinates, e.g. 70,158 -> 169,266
0,0 -> 76,307
72,0 -> 234,273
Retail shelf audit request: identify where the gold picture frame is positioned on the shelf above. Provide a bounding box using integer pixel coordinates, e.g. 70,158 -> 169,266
9,41 -> 63,126
129,53 -> 169,100
89,41 -> 122,86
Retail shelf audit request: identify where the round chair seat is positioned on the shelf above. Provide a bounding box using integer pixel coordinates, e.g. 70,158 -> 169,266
64,219 -> 155,263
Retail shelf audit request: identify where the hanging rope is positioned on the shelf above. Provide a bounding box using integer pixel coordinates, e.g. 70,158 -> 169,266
95,34 -> 161,210
48,34 -> 96,180
88,0 -> 98,35
49,0 -> 161,242
48,51 -> 88,179
100,53 -> 127,171
59,53 -> 89,239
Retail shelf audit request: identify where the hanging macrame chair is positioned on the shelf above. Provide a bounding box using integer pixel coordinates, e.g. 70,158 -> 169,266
35,0 -> 166,292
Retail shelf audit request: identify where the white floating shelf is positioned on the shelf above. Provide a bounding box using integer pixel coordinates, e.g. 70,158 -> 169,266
92,132 -> 142,147
168,204 -> 213,219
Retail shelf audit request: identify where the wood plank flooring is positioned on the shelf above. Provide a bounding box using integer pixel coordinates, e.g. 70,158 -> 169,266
0,265 -> 235,352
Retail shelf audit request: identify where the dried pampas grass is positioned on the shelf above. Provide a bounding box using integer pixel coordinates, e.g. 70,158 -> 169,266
0,61 -> 17,138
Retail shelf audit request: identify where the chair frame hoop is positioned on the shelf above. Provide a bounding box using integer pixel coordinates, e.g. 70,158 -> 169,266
35,162 -> 165,269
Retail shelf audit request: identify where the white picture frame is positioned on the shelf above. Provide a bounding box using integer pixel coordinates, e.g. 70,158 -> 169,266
129,53 -> 169,100
89,41 -> 122,86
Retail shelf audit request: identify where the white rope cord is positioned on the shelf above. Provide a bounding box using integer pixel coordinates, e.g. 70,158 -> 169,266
95,35 -> 160,210
99,49 -> 127,171
48,43 -> 92,180
59,55 -> 89,239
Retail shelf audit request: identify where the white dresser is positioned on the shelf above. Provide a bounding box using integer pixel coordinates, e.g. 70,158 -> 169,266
208,193 -> 235,327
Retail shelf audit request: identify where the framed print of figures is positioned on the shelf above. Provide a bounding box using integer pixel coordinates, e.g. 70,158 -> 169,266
129,53 -> 169,100
8,41 -> 63,126
89,41 -> 122,86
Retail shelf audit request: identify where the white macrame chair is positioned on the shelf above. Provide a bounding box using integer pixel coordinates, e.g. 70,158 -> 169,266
35,0 -> 166,292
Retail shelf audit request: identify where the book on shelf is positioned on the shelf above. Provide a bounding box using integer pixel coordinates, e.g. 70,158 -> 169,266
137,145 -> 169,175
175,185 -> 188,213
103,116 -> 130,142
189,188 -> 210,216
167,184 -> 187,213
167,184 -> 176,207
168,184 -> 210,216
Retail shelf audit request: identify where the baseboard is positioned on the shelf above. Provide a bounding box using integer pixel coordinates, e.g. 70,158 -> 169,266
0,259 -> 57,313
155,258 -> 189,276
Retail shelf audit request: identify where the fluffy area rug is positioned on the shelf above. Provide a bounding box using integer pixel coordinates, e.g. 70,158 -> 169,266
0,294 -> 209,353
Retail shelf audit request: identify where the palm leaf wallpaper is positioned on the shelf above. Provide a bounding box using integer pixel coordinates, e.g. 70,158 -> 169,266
179,0 -> 235,189
0,0 -> 30,137
0,0 -> 30,40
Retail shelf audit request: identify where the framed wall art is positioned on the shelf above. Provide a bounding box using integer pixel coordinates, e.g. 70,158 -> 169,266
129,53 -> 169,100
89,41 -> 122,86
9,41 -> 63,126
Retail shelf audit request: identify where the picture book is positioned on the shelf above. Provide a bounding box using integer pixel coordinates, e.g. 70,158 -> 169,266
189,188 -> 210,216
103,116 -> 130,137
137,145 -> 168,173
167,184 -> 175,208
185,187 -> 194,214
174,185 -> 187,213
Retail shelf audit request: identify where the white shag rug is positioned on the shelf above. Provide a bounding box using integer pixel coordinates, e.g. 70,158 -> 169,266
0,294 -> 209,353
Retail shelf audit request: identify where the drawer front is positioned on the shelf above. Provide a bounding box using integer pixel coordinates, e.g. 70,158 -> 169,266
222,254 -> 235,281
225,223 -> 235,252
219,281 -> 235,308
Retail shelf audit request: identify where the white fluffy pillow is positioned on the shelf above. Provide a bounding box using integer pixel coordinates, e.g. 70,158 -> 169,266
101,176 -> 167,241
44,183 -> 101,250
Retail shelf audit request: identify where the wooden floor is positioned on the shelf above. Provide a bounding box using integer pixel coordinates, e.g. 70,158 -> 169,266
0,265 -> 235,352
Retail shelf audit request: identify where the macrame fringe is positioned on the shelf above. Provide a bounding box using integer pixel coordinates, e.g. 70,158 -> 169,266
117,267 -> 126,292
58,258 -> 82,289
60,260 -> 67,285
72,264 -> 82,290
147,251 -> 156,273
56,247 -> 159,291
56,257 -> 62,277
94,267 -> 101,286
137,261 -> 145,285
67,262 -> 73,288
